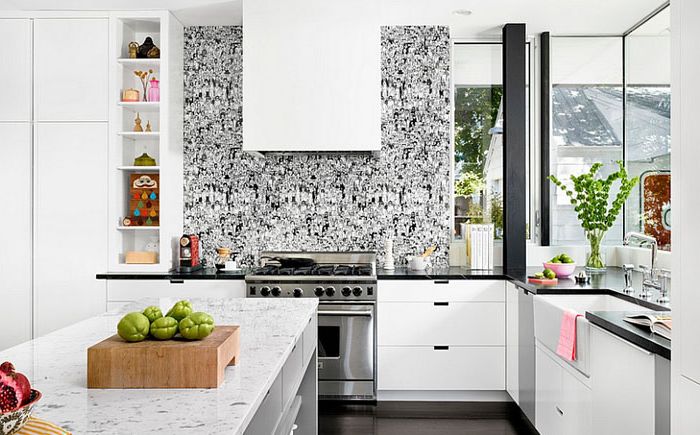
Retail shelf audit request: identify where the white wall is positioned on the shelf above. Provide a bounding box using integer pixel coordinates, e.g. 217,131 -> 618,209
671,1 -> 700,433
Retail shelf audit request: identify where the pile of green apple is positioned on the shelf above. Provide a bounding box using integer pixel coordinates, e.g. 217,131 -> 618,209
547,253 -> 575,264
117,300 -> 215,342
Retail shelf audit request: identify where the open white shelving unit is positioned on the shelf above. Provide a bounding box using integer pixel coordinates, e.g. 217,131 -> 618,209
108,11 -> 183,272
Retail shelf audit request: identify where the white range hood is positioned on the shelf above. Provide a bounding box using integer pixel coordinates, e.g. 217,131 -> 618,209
242,0 -> 381,153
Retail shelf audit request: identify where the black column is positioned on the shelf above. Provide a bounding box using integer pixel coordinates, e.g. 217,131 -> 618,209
502,23 -> 527,271
540,32 -> 551,246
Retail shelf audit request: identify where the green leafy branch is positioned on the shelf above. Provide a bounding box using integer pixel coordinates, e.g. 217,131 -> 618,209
548,161 -> 638,232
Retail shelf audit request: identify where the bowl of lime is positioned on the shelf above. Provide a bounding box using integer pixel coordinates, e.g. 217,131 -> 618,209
543,253 -> 576,278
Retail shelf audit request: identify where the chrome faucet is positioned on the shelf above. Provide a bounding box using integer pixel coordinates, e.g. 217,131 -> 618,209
623,232 -> 664,299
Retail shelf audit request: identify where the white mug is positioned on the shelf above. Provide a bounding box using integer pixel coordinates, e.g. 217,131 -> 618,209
224,260 -> 238,270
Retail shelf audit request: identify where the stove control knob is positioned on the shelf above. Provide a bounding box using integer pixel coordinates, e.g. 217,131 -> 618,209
293,288 -> 304,298
341,286 -> 352,297
260,286 -> 271,297
353,287 -> 363,297
314,286 -> 325,297
325,287 -> 336,297
271,286 -> 282,297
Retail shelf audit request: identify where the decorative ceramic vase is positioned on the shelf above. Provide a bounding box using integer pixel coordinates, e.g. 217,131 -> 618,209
148,78 -> 160,102
383,239 -> 395,270
585,228 -> 606,272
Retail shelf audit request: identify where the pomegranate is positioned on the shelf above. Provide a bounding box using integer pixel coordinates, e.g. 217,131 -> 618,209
0,361 -> 31,412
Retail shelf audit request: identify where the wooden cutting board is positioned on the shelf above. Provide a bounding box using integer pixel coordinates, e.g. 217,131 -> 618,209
87,325 -> 240,389
527,276 -> 559,285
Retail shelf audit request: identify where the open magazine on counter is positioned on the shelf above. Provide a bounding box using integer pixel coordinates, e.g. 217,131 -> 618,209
624,312 -> 672,340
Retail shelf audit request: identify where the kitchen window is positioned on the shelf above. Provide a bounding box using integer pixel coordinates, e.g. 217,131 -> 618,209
549,37 -> 625,246
452,42 -> 534,244
453,43 -> 504,242
547,4 -> 671,250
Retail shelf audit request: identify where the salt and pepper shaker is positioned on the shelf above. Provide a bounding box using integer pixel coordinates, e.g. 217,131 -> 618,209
622,264 -> 635,294
383,239 -> 395,270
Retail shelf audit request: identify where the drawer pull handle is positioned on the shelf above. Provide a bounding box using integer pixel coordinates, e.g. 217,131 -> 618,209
434,302 -> 449,306
170,280 -> 184,284
433,345 -> 449,351
556,406 -> 564,416
434,280 -> 449,284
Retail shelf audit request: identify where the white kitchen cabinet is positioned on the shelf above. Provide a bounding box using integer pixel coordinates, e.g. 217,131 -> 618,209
378,279 -> 505,302
377,280 -> 506,393
679,377 -> 700,434
243,0 -> 380,152
535,344 -> 592,435
107,279 -> 246,304
33,18 -> 108,121
0,19 -> 31,121
378,346 -> 505,391
0,123 -> 32,350
378,302 -> 504,346
590,325 -> 669,435
506,282 -> 520,404
34,123 -> 108,336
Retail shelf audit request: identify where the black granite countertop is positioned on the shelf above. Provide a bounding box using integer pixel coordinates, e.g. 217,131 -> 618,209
376,266 -> 508,280
585,310 -> 671,360
97,265 -> 672,359
96,267 -> 250,280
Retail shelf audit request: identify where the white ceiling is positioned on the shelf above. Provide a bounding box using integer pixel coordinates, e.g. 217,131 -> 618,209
2,0 -> 666,36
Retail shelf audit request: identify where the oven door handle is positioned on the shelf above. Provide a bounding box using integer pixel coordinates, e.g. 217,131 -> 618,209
318,310 -> 373,317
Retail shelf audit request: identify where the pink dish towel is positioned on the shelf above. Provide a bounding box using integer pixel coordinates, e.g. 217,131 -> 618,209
556,309 -> 582,361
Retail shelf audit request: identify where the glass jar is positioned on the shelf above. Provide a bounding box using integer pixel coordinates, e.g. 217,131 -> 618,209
215,247 -> 231,270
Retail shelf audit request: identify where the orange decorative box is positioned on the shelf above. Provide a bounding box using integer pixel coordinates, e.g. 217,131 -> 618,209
121,88 -> 140,102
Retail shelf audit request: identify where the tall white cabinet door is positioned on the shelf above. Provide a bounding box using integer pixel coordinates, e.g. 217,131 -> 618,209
33,19 -> 108,122
0,123 -> 32,350
34,123 -> 107,336
0,19 -> 31,121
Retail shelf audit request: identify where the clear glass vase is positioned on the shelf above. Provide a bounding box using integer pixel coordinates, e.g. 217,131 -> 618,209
585,228 -> 606,272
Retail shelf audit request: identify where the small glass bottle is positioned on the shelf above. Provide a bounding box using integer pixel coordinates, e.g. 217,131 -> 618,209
148,78 -> 160,102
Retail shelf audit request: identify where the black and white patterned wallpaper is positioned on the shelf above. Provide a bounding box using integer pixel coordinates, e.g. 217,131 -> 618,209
183,26 -> 451,267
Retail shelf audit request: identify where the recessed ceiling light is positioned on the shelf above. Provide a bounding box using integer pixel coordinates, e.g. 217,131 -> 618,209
452,9 -> 473,16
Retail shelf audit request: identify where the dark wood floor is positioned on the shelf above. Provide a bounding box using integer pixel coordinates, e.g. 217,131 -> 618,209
319,402 -> 537,435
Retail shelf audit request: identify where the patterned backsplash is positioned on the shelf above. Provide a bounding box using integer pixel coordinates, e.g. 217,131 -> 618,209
183,26 -> 452,267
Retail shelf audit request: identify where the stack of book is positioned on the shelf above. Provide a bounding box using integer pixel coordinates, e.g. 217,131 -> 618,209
466,224 -> 495,270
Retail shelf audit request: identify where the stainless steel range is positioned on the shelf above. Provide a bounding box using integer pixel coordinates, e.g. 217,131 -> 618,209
246,251 -> 377,401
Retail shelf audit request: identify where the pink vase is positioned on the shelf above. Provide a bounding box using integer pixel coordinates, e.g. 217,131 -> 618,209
148,78 -> 160,102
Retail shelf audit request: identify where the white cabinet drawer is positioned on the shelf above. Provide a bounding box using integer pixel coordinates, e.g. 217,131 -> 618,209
282,338 -> 303,408
378,346 -> 505,390
378,280 -> 504,302
378,302 -> 504,346
107,280 -> 246,301
246,374 -> 282,435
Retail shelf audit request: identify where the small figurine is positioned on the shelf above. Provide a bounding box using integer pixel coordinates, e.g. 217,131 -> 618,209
128,42 -> 139,59
137,37 -> 159,59
133,112 -> 143,132
147,46 -> 160,59
145,120 -> 152,132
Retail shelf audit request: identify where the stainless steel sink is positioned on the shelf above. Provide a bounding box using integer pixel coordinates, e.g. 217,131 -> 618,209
533,294 -> 648,376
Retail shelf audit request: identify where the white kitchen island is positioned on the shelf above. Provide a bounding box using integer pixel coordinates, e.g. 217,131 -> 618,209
0,298 -> 318,435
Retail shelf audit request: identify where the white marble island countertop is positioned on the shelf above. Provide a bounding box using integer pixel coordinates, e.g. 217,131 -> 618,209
0,298 -> 318,434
